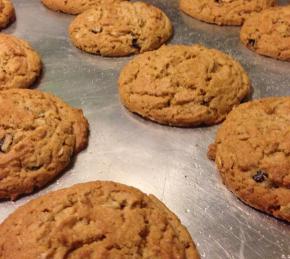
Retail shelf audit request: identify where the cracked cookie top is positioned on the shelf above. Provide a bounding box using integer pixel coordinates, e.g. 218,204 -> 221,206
208,97 -> 290,222
0,34 -> 42,90
0,181 -> 200,259
0,0 -> 15,30
41,0 -> 127,15
179,0 -> 276,26
69,2 -> 172,57
119,44 -> 250,127
0,89 -> 89,200
240,6 -> 290,61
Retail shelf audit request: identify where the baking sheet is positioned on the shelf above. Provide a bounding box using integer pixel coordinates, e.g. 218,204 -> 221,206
1,0 -> 290,258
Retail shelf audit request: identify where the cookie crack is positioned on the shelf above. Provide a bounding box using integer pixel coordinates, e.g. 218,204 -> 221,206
63,234 -> 107,258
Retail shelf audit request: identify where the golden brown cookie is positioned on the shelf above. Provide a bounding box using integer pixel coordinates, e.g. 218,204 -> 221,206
69,2 -> 172,57
179,0 -> 276,26
119,44 -> 250,127
0,0 -> 15,30
0,181 -> 200,259
0,89 -> 89,200
0,34 -> 42,90
41,0 -> 127,15
208,97 -> 290,222
240,6 -> 290,61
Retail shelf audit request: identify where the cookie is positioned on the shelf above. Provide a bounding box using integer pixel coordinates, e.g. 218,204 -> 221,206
179,0 -> 276,26
119,44 -> 250,127
208,97 -> 290,222
0,0 -> 15,30
0,34 -> 42,90
240,6 -> 290,61
0,181 -> 200,259
69,2 -> 172,57
41,0 -> 127,15
41,0 -> 126,14
0,89 -> 89,200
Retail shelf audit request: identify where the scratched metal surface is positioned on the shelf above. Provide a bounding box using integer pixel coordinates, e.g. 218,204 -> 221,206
1,0 -> 290,258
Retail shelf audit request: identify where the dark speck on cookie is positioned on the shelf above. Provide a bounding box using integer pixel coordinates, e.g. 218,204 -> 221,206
0,139 -> 3,153
248,39 -> 256,47
131,38 -> 141,50
252,170 -> 268,183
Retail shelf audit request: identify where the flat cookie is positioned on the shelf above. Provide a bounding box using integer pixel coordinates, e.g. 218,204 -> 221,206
179,0 -> 276,26
119,45 -> 250,127
41,0 -> 127,15
0,0 -> 15,30
69,2 -> 172,57
0,181 -> 200,259
240,6 -> 290,61
0,89 -> 89,200
0,34 -> 42,90
208,97 -> 290,222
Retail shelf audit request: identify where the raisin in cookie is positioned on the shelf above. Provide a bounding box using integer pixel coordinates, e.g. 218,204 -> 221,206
0,34 -> 42,90
0,181 -> 200,259
179,0 -> 276,26
208,97 -> 290,222
41,0 -> 127,15
240,6 -> 290,61
0,0 -> 15,30
69,2 -> 172,57
0,89 -> 89,200
119,45 -> 250,127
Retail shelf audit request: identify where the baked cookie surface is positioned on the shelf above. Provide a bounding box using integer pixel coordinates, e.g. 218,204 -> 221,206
0,0 -> 15,29
179,0 -> 276,26
41,0 -> 127,15
208,97 -> 290,222
119,45 -> 250,127
0,34 -> 42,90
69,2 -> 172,57
240,6 -> 290,61
0,181 -> 200,259
0,89 -> 89,200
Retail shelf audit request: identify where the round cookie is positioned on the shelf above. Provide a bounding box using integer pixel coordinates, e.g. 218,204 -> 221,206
0,34 -> 42,90
0,181 -> 200,259
0,0 -> 15,30
69,2 -> 172,57
240,6 -> 290,61
179,0 -> 276,26
41,0 -> 127,15
208,97 -> 290,222
119,45 -> 250,127
0,89 -> 89,200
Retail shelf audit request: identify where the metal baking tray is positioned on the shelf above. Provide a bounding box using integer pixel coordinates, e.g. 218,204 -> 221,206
1,0 -> 290,258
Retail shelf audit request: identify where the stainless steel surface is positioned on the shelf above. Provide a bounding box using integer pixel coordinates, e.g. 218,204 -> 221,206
1,0 -> 290,258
